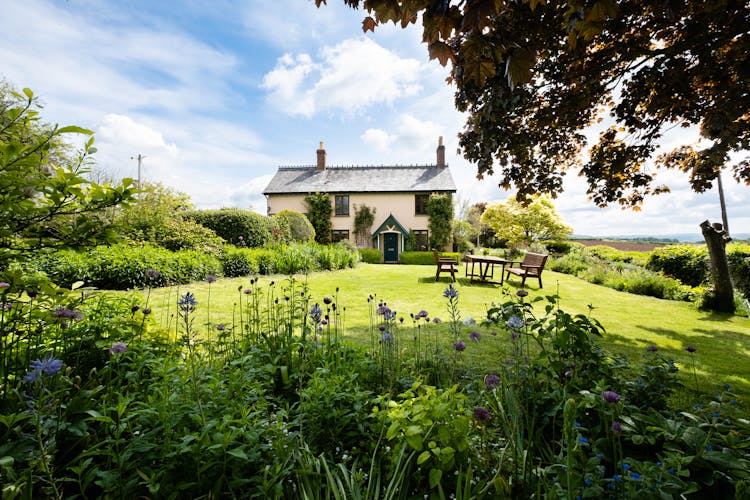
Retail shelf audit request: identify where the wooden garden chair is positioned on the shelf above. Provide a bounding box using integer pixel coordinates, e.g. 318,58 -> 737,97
432,249 -> 457,282
505,252 -> 548,288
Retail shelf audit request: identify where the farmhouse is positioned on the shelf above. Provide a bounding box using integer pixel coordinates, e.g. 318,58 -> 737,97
263,138 -> 457,263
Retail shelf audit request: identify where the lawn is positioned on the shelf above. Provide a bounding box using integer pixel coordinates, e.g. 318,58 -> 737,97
142,262 -> 750,403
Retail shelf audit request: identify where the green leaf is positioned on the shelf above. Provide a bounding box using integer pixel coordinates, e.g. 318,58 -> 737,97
417,450 -> 431,465
71,280 -> 85,290
505,47 -> 535,88
429,468 -> 442,489
227,447 -> 249,460
23,88 -> 34,99
406,434 -> 423,451
57,125 -> 93,135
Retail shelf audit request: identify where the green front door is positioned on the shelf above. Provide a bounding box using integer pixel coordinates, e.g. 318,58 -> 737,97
383,233 -> 399,263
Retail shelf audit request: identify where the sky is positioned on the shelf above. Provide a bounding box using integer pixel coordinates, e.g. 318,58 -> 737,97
2,0 -> 748,239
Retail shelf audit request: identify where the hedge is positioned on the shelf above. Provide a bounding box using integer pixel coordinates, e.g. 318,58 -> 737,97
399,251 -> 460,265
187,208 -> 278,247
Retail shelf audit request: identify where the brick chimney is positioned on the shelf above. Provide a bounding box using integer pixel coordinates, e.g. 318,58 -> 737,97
436,136 -> 445,168
317,141 -> 326,170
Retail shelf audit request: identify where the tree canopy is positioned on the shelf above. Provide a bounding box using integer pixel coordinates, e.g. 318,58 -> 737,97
317,0 -> 749,208
481,195 -> 572,244
1,84 -> 135,269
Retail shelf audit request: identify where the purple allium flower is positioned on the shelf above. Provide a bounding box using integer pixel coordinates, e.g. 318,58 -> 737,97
244,289 -> 252,295
601,390 -> 622,404
378,324 -> 386,331
376,304 -> 391,316
612,420 -> 622,433
52,306 -> 83,322
26,289 -> 38,298
507,315 -> 524,329
646,345 -> 658,352
323,297 -> 332,305
469,331 -> 481,342
142,307 -> 152,315
178,292 -> 197,312
516,289 -> 529,298
381,332 -> 393,342
109,342 -> 128,355
443,285 -> 458,299
320,319 -> 328,325
474,407 -> 491,422
131,305 -> 140,313
485,374 -> 501,390
453,340 -> 466,352
145,269 -> 161,280
685,345 -> 697,353
416,309 -> 429,319
432,317 -> 441,324
24,356 -> 64,382
216,323 -> 225,331
205,275 -> 217,284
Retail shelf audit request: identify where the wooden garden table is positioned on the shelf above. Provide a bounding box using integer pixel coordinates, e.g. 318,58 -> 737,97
464,255 -> 509,284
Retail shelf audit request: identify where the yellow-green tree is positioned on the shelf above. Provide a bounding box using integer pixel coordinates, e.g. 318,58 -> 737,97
481,195 -> 572,246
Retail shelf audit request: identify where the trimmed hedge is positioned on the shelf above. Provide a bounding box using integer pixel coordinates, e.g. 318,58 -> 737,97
359,248 -> 382,264
221,243 -> 359,277
188,209 -> 277,247
399,251 -> 460,265
646,244 -> 707,287
728,243 -> 750,300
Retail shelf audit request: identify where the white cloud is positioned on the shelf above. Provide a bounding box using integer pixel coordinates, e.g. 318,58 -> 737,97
261,38 -> 422,117
361,129 -> 394,152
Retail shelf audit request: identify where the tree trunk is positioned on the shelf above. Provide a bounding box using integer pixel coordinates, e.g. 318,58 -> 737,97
700,220 -> 735,313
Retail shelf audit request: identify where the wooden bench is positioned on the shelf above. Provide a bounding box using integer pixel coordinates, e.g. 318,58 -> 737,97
505,252 -> 548,288
432,249 -> 457,282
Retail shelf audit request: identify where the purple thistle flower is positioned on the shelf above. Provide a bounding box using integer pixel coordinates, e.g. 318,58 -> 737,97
416,309 -> 429,319
432,317 -> 441,324
216,323 -> 225,331
474,407 -> 491,422
131,305 -> 140,313
109,342 -> 128,355
205,275 -> 217,284
685,345 -> 697,353
485,374 -> 500,390
516,289 -> 529,297
646,345 -> 658,352
244,289 -> 252,295
378,324 -> 386,331
601,390 -> 622,404
453,340 -> 466,352
469,331 -> 481,342
612,420 -> 622,433
323,296 -> 332,305
145,269 -> 161,280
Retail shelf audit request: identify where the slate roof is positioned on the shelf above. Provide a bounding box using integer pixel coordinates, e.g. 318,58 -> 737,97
263,165 -> 457,195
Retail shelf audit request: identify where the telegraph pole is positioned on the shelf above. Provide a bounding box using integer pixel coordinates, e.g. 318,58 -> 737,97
131,154 -> 146,187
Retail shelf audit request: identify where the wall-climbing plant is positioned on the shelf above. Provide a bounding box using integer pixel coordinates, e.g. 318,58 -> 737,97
304,192 -> 332,244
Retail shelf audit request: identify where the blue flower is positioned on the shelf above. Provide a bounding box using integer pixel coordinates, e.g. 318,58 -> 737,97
23,356 -> 64,382
309,303 -> 322,321
381,332 -> 393,343
178,292 -> 197,312
623,463 -> 630,471
706,444 -> 713,451
578,436 -> 588,444
584,479 -> 591,487
443,285 -> 458,299
632,472 -> 641,480
613,474 -> 621,483
507,315 -> 524,329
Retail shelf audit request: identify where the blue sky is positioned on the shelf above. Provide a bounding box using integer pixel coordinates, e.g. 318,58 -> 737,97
3,0 -> 747,238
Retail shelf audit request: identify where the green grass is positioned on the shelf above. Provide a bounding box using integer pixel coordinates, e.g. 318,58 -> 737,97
140,262 -> 750,402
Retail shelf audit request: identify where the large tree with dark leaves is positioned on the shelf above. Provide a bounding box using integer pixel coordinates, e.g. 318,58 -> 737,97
316,0 -> 748,310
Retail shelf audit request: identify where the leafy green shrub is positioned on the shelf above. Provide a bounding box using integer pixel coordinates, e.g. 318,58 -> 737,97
728,243 -> 750,301
647,244 -> 707,287
399,251 -> 460,265
32,243 -> 222,289
220,246 -> 260,277
188,208 -> 275,247
543,240 -> 576,254
273,209 -> 315,242
156,217 -> 225,254
359,248 -> 382,264
588,245 -> 649,266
